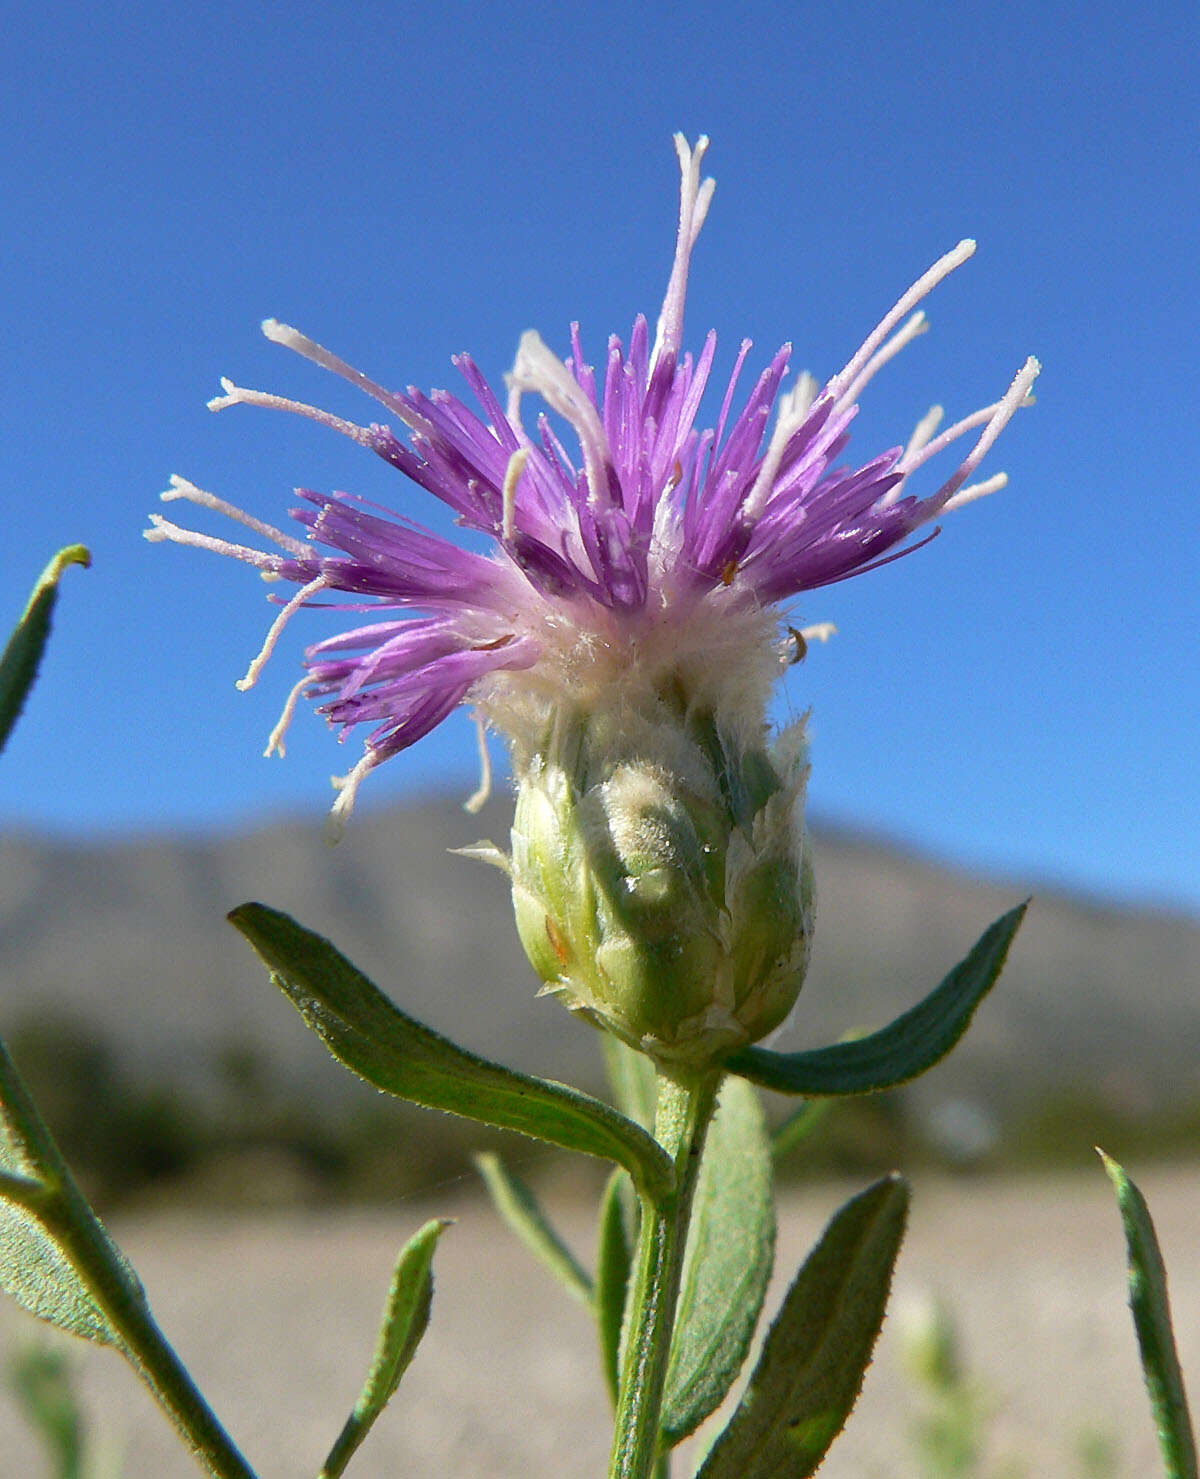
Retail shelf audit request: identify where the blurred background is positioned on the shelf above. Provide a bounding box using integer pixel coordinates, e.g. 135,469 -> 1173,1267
1,1 -> 1197,1475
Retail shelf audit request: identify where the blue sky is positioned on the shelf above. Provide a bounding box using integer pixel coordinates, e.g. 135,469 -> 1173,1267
2,0 -> 1197,912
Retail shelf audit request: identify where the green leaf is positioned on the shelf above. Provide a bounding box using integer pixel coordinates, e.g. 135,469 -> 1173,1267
698,1174 -> 910,1479
2,1035 -> 255,1476
772,1098 -> 833,1159
229,903 -> 674,1199
726,903 -> 1027,1097
1100,1152 -> 1198,1479
0,1037 -> 128,1350
475,1152 -> 592,1305
594,1168 -> 634,1404
0,1204 -> 125,1348
660,1076 -> 775,1448
7,1342 -> 86,1479
0,546 -> 90,755
319,1218 -> 449,1479
602,1035 -> 657,1130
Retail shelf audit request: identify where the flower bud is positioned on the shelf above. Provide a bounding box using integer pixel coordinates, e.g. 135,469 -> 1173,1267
508,701 -> 814,1066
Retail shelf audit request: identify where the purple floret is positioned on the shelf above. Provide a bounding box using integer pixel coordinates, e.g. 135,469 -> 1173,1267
147,134 -> 1037,821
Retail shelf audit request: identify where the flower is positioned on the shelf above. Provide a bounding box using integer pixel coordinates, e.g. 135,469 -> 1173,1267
150,134 -> 1037,1062
146,134 -> 1039,834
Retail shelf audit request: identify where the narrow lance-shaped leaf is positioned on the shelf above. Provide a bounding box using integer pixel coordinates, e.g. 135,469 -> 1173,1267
726,903 -> 1026,1097
594,1168 -> 634,1405
1101,1152 -> 1198,1479
6,1342 -> 86,1479
0,545 -> 90,755
772,1098 -> 833,1160
229,903 -> 674,1200
698,1174 -> 910,1479
660,1075 -> 775,1449
320,1218 -> 450,1479
0,545 -> 119,1349
602,1035 -> 657,1131
0,1036 -> 130,1350
475,1152 -> 592,1305
0,1036 -> 259,1478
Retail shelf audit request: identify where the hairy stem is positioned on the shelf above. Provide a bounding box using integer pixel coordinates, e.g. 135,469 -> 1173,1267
608,1070 -> 719,1479
0,1039 -> 258,1479
45,1201 -> 258,1479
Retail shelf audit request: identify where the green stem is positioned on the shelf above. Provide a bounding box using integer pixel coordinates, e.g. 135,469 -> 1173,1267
0,1040 -> 258,1479
45,1198 -> 258,1479
608,1070 -> 719,1479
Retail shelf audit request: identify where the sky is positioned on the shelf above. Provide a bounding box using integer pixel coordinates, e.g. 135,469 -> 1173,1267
1,0 -> 1197,912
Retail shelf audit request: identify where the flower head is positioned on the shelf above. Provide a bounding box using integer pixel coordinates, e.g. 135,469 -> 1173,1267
147,134 -> 1038,832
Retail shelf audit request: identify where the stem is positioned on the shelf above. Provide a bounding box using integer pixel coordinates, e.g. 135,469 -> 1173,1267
46,1198 -> 259,1479
608,1070 -> 719,1479
0,1039 -> 258,1479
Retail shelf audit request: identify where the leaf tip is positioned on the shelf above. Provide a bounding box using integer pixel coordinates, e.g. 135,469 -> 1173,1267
1098,1150 -> 1138,1213
47,544 -> 92,579
226,901 -> 270,934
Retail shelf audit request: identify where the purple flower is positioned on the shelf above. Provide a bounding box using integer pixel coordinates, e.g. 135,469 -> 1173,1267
148,135 -> 1037,828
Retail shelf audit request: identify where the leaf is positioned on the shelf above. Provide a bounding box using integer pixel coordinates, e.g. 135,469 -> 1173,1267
1100,1152 -> 1198,1479
698,1174 -> 910,1479
602,1035 -> 657,1130
660,1076 -> 775,1448
726,903 -> 1027,1097
772,1098 -> 833,1160
0,1037 -> 128,1350
594,1169 -> 634,1404
0,545 -> 90,755
0,1203 -> 125,1348
2,1039 -> 254,1476
229,903 -> 674,1199
475,1152 -> 592,1305
7,1341 -> 86,1479
319,1218 -> 449,1479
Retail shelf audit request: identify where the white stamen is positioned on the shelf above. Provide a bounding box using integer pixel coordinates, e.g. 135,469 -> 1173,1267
900,391 -> 1033,476
264,675 -> 317,758
144,514 -> 279,570
925,357 -> 1041,512
904,405 -> 945,462
651,133 -> 716,368
501,446 -> 529,541
837,310 -> 929,407
161,475 -> 310,558
261,319 -> 432,435
878,405 -> 946,507
830,240 -> 976,400
235,575 -> 328,692
327,751 -> 378,842
800,621 -> 837,645
942,471 -> 1008,511
780,370 -> 820,424
208,378 -> 376,449
741,376 -> 818,523
463,711 -> 493,814
505,378 -> 525,434
507,331 -> 612,506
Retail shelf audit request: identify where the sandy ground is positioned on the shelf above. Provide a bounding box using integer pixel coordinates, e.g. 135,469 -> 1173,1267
2,1167 -> 1198,1478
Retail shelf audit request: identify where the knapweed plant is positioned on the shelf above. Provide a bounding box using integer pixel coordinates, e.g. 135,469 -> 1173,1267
2,135 -> 1191,1479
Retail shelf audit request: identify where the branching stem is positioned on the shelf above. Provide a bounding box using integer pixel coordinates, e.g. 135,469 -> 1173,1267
0,1039 -> 258,1479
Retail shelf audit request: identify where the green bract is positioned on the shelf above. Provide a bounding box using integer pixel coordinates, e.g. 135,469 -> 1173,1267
508,700 -> 814,1066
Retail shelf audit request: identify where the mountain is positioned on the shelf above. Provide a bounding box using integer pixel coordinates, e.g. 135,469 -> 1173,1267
1,794 -> 1197,1128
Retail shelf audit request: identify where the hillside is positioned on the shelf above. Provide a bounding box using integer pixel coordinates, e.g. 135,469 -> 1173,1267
2,794 -> 1197,1140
